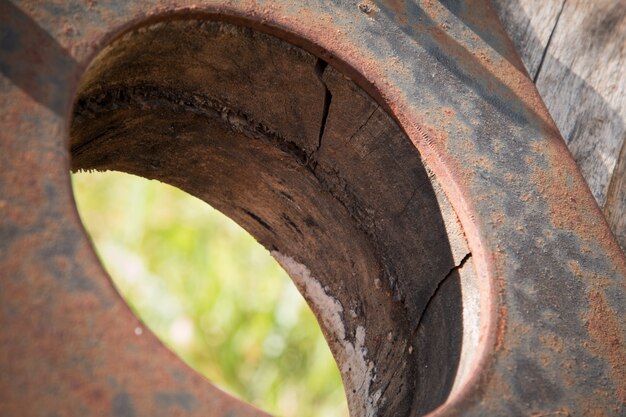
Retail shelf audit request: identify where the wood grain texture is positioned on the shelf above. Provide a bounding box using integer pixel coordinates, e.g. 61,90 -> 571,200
606,138 -> 626,250
70,20 -> 479,417
492,0 -> 566,79
493,0 -> 626,249
534,0 -> 626,206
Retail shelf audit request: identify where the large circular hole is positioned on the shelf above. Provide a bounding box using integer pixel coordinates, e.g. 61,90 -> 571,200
70,18 -> 481,417
71,170 -> 348,417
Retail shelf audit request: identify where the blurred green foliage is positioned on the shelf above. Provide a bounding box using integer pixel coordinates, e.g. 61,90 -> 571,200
71,170 -> 348,417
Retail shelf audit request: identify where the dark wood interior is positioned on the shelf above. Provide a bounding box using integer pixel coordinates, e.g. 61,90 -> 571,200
70,20 -> 477,417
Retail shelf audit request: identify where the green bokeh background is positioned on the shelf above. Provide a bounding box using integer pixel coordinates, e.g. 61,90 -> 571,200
72,170 -> 348,417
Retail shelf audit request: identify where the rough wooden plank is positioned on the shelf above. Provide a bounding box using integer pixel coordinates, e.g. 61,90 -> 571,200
494,0 -> 626,247
605,138 -> 626,251
491,0 -> 566,79
533,0 -> 626,206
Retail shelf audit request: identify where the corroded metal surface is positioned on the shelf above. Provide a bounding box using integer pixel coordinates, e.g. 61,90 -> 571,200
1,1 -> 625,417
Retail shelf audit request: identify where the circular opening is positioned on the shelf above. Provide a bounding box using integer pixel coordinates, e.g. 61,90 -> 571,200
70,18 -> 480,417
72,170 -> 348,417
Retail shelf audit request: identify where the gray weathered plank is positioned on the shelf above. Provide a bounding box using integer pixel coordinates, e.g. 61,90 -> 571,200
493,0 -> 626,250
534,0 -> 626,206
606,138 -> 626,250
492,0 -> 566,79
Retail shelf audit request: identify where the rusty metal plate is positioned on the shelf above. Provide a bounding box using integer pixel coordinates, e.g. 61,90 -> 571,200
1,1 -> 625,416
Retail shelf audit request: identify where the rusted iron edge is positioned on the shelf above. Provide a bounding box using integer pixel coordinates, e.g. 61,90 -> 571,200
2,1 -> 625,415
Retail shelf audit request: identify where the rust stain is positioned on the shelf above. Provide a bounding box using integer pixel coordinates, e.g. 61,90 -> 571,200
382,0 -> 409,26
539,334 -> 564,354
529,153 -> 591,234
530,410 -> 570,417
585,290 -> 626,402
2,1 -> 626,416
442,107 -> 455,117
494,304 -> 507,352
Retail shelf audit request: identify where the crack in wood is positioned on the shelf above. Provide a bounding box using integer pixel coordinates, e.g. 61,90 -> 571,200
71,85 -> 311,166
345,105 -> 380,145
313,58 -> 333,158
533,0 -> 567,83
411,252 -> 471,340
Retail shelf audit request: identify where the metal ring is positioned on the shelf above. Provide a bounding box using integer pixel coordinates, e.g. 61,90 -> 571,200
1,1 -> 624,416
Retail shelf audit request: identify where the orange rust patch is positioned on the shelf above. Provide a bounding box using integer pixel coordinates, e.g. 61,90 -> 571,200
490,211 -> 505,226
519,192 -> 532,202
530,409 -> 570,417
585,289 -> 626,402
474,156 -> 493,171
567,260 -> 583,278
582,404 -> 609,417
384,0 -> 408,26
494,304 -> 507,351
442,107 -> 455,117
529,158 -> 589,233
539,334 -> 564,354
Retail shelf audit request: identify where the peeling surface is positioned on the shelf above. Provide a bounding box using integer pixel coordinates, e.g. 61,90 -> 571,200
271,252 -> 381,417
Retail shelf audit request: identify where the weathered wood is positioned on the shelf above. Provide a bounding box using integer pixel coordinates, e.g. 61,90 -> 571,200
493,0 -> 626,250
492,0 -> 565,80
71,20 -> 478,417
606,138 -> 626,250
534,0 -> 626,206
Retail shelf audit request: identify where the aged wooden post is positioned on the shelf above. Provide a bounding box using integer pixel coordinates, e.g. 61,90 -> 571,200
493,0 -> 626,250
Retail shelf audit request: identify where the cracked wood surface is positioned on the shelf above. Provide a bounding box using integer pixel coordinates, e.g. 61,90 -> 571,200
69,20 -> 478,417
493,0 -> 626,250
